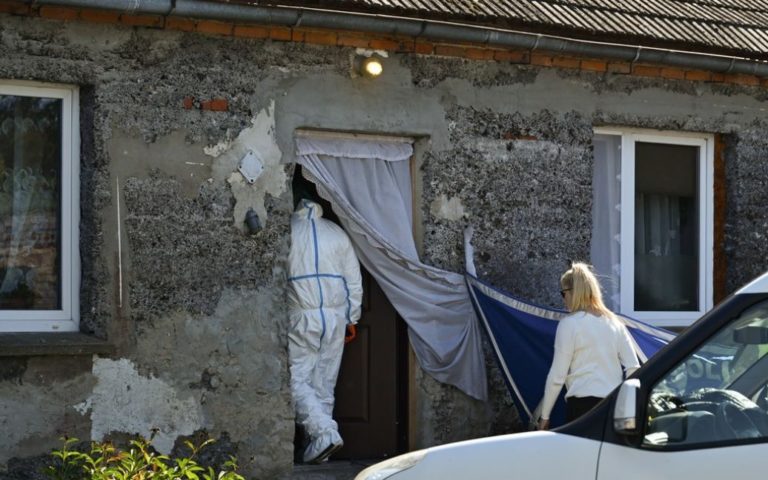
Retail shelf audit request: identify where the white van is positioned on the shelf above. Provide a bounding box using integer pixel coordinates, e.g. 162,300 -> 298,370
356,270 -> 768,480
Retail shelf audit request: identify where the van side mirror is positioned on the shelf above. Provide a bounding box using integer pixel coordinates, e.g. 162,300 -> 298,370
614,379 -> 641,435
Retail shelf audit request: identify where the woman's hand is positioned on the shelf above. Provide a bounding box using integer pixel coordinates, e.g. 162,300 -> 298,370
538,418 -> 550,431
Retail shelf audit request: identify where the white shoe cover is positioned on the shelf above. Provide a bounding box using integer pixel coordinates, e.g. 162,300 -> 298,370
303,430 -> 344,464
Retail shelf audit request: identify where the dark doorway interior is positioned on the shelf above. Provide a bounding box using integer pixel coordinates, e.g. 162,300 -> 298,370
291,165 -> 409,461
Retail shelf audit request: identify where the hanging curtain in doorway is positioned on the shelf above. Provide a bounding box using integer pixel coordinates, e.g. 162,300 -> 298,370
296,136 -> 487,401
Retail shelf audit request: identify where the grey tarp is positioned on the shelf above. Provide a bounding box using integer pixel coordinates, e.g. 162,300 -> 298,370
296,137 -> 487,401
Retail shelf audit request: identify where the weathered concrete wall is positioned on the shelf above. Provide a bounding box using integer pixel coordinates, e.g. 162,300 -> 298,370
405,55 -> 768,432
0,16 -> 298,479
1,12 -> 768,479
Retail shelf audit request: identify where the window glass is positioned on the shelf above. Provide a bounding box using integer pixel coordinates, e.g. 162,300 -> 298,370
0,95 -> 62,310
644,300 -> 768,447
634,142 -> 699,312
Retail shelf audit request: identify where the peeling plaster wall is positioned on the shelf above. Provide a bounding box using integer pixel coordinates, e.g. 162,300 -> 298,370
76,358 -> 206,454
1,13 -> 768,479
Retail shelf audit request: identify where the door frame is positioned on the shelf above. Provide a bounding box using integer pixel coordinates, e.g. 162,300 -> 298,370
293,127 -> 425,455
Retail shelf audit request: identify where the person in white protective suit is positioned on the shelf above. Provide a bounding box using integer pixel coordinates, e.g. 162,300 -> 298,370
288,198 -> 363,464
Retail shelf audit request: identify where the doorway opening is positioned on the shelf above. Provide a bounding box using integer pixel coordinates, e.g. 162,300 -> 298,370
291,165 -> 409,461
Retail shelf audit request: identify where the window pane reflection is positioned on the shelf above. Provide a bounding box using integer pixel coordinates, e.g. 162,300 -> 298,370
0,95 -> 62,310
634,142 -> 699,312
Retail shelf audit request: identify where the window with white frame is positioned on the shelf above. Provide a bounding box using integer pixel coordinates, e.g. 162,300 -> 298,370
0,82 -> 79,332
591,129 -> 713,327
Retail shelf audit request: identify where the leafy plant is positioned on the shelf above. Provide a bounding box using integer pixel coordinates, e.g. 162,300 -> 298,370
46,436 -> 245,480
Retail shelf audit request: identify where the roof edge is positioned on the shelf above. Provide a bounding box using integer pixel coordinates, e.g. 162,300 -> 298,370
29,0 -> 768,77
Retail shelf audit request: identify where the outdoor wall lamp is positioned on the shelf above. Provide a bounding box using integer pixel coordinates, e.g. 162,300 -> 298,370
355,55 -> 384,78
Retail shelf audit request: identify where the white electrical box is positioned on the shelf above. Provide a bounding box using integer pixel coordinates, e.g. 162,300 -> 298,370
238,150 -> 264,184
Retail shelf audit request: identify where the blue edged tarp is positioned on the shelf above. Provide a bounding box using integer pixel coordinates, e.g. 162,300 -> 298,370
466,274 -> 676,428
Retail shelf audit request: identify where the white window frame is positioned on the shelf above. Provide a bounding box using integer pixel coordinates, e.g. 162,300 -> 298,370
0,81 -> 80,332
594,127 -> 714,328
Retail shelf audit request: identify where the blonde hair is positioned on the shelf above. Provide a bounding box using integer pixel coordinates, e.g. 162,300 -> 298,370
560,262 -> 614,319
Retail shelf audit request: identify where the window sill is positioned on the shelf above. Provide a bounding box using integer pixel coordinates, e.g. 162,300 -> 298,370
0,332 -> 114,357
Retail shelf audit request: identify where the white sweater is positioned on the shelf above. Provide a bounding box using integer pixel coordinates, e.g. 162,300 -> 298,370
540,311 -> 640,420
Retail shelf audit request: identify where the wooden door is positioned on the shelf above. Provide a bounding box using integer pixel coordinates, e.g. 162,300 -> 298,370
333,269 -> 407,459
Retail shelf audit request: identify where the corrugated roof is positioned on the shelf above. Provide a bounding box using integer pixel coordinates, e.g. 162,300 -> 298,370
236,0 -> 768,58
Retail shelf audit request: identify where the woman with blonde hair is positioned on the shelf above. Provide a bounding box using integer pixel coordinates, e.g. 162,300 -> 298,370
538,262 -> 639,430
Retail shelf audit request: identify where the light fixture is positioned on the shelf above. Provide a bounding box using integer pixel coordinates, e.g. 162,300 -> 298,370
356,55 -> 384,78
363,56 -> 383,77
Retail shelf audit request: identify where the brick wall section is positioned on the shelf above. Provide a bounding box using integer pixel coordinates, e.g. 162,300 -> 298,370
2,0 -> 767,88
713,134 -> 727,305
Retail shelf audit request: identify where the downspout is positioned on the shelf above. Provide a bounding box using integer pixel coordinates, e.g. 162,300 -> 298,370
30,0 -> 768,77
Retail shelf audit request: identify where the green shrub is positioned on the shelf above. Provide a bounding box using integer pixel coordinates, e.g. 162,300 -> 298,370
46,436 -> 245,480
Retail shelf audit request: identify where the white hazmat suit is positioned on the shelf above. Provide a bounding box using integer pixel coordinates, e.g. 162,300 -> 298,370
288,199 -> 363,464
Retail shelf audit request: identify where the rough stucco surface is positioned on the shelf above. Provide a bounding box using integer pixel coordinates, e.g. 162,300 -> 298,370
1,11 -> 768,480
724,126 -> 768,291
0,15 -> 301,479
403,55 -> 768,437
421,106 -> 594,435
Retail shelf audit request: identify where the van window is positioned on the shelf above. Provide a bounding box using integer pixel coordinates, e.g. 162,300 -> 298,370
643,300 -> 768,448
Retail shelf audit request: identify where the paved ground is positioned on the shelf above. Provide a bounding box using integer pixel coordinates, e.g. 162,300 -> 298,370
291,460 -> 375,480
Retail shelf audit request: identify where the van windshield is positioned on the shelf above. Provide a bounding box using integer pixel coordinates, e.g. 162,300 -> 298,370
644,300 -> 768,447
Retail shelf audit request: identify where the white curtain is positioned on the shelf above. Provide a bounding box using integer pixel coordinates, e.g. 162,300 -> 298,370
0,97 -> 59,309
590,135 -> 621,311
635,193 -> 695,311
296,137 -> 488,401
635,194 -> 682,256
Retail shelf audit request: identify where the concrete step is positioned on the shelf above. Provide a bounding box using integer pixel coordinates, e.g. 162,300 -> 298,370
290,460 -> 376,480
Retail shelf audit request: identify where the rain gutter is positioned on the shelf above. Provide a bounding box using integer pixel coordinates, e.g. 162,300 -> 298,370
29,0 -> 768,77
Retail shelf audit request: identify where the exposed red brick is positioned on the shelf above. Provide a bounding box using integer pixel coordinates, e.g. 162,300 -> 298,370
713,134 -> 727,304
200,99 -> 228,111
710,72 -> 726,82
434,45 -> 466,58
580,59 -> 607,72
304,30 -> 337,46
660,67 -> 686,80
723,73 -> 760,86
337,34 -> 370,48
632,65 -> 662,77
165,17 -> 196,32
530,53 -> 554,67
739,74 -> 761,86
414,41 -> 434,55
465,48 -> 495,61
233,25 -> 269,39
80,8 -> 120,24
494,50 -> 529,63
369,38 -> 400,51
120,14 -> 163,28
196,20 -> 233,36
182,97 -> 195,110
396,40 -> 416,53
607,61 -> 631,74
0,1 -> 31,15
551,56 -> 580,69
684,70 -> 712,82
39,6 -> 79,21
269,27 -> 292,41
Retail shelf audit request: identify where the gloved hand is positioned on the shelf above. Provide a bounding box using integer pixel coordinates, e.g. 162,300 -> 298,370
344,324 -> 357,344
